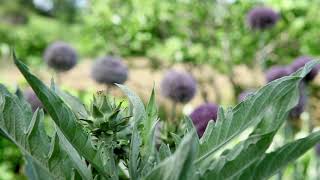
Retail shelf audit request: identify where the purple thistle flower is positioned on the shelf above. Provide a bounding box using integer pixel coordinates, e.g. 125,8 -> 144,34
265,66 -> 291,82
247,7 -> 279,30
316,143 -> 320,156
160,70 -> 197,103
91,56 -> 128,85
289,82 -> 307,119
190,103 -> 219,137
238,90 -> 255,102
44,41 -> 78,72
289,56 -> 320,82
24,89 -> 43,112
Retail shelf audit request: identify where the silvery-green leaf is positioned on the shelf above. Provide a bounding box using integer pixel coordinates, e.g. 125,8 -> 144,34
196,61 -> 319,164
238,131 -> 320,180
144,133 -> 198,180
13,52 -> 109,178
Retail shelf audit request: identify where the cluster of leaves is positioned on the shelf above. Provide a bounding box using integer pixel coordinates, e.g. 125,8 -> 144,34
1,54 -> 320,179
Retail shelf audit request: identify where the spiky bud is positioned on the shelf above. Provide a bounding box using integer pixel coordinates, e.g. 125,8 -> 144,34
247,7 -> 279,30
290,56 -> 320,82
24,89 -> 43,112
91,56 -> 128,85
238,90 -> 255,102
79,93 -> 132,160
289,82 -> 307,119
43,41 -> 78,72
190,103 -> 218,137
160,70 -> 197,103
265,66 -> 291,82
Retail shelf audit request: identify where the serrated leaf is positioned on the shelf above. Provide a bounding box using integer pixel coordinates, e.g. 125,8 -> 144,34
140,120 -> 159,176
13,52 -> 110,178
117,84 -> 146,124
25,154 -> 54,180
200,76 -> 299,179
0,89 -> 77,179
145,87 -> 158,144
56,128 -> 93,180
170,132 -> 182,148
117,84 -> 146,180
196,61 -> 319,165
144,133 -> 198,180
51,82 -> 89,120
158,143 -> 172,161
238,131 -> 320,180
129,125 -> 141,180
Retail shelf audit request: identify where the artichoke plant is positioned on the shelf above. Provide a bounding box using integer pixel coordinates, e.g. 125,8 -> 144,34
190,103 -> 218,137
44,41 -> 78,72
0,53 -> 320,180
91,56 -> 128,93
246,7 -> 279,30
160,69 -> 197,121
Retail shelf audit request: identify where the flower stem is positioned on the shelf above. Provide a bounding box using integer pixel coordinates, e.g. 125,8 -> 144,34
170,101 -> 177,122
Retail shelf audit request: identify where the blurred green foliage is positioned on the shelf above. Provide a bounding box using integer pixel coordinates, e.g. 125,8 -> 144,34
0,137 -> 25,180
87,0 -> 320,72
1,0 -> 320,72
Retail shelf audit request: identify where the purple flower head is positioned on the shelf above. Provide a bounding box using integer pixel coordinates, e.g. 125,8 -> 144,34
316,143 -> 320,156
290,56 -> 320,82
238,90 -> 255,102
247,7 -> 279,30
289,82 -> 307,119
265,66 -> 291,82
190,103 -> 219,137
44,41 -> 78,72
24,89 -> 43,112
160,70 -> 197,103
91,56 -> 128,85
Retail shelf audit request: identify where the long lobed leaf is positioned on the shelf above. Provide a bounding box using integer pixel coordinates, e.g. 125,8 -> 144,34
196,61 -> 318,164
13,52 -> 108,178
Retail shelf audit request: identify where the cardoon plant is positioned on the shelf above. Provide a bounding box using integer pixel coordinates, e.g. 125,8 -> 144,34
160,69 -> 197,120
290,56 -> 320,82
265,65 -> 291,82
246,7 -> 279,30
91,56 -> 128,93
190,103 -> 218,137
43,41 -> 78,83
0,53 -> 320,180
247,7 -> 279,69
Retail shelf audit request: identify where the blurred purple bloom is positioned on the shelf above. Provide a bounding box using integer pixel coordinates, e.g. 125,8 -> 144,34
289,82 -> 307,119
265,66 -> 291,82
247,7 -> 279,30
91,56 -> 128,85
190,103 -> 218,137
238,90 -> 255,102
44,41 -> 78,72
160,70 -> 197,103
24,89 -> 43,112
290,56 -> 320,82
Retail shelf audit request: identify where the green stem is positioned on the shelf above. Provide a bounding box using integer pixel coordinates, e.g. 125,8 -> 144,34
55,71 -> 62,85
170,102 -> 177,122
